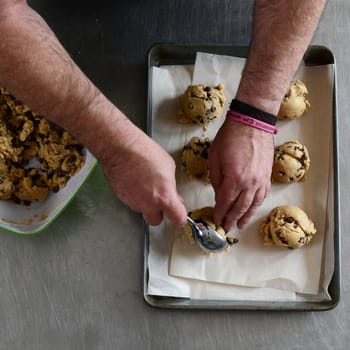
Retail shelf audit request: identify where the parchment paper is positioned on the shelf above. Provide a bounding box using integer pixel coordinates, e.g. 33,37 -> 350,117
147,52 -> 334,301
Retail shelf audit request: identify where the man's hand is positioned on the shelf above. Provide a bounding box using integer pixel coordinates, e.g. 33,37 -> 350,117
209,119 -> 274,231
211,0 -> 326,232
100,127 -> 187,227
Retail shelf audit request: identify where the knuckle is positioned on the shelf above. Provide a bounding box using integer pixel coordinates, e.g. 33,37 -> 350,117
153,187 -> 175,209
229,207 -> 246,222
250,174 -> 261,187
240,198 -> 253,212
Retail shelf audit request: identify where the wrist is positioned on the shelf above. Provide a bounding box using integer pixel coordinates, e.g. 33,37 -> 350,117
85,106 -> 140,165
227,99 -> 278,134
235,88 -> 283,116
229,99 -> 277,125
226,110 -> 278,135
236,65 -> 290,115
63,92 -> 140,166
223,118 -> 273,139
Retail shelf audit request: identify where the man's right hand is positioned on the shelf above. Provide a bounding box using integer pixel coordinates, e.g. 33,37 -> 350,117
100,126 -> 187,227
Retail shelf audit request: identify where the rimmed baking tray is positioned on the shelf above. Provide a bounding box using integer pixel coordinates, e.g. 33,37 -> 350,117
144,44 -> 340,310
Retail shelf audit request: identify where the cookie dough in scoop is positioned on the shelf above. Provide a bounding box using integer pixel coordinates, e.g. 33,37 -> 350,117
184,206 -> 238,253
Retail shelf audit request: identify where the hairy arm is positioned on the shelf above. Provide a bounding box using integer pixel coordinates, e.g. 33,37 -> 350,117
210,0 -> 327,231
0,0 -> 187,226
236,0 -> 328,113
0,0 -> 128,158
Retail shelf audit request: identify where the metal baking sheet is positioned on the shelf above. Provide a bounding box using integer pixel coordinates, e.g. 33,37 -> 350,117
144,44 -> 340,310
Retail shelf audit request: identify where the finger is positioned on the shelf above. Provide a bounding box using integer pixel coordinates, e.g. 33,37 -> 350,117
236,187 -> 267,229
143,209 -> 164,226
264,181 -> 271,199
163,192 -> 187,227
213,177 -> 240,226
222,189 -> 256,231
208,156 -> 222,191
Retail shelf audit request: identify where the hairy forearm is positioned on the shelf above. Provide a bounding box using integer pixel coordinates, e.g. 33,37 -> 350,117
236,0 -> 327,114
0,1 -> 137,162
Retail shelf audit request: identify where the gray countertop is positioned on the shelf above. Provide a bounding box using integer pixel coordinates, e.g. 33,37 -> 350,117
1,1 -> 349,349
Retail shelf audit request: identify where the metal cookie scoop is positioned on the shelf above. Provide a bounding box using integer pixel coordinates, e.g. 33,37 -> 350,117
187,216 -> 229,253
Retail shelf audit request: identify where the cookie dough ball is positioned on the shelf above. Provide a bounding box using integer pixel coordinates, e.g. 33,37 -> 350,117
261,205 -> 317,249
181,136 -> 211,183
178,84 -> 225,128
272,140 -> 310,183
184,206 -> 238,251
278,80 -> 311,120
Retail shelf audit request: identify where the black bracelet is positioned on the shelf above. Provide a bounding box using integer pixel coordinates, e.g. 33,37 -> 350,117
229,99 -> 278,126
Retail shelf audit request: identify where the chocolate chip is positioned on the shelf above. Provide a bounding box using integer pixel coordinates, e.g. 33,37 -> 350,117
11,195 -> 20,204
201,149 -> 208,159
285,216 -> 294,223
195,115 -> 203,123
226,237 -> 238,245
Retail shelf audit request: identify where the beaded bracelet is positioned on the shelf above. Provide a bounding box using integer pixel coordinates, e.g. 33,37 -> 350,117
226,110 -> 278,134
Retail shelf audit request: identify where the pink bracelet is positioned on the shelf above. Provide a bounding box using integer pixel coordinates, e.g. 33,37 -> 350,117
226,110 -> 278,134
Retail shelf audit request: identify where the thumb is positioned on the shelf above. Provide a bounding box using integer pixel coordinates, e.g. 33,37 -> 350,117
163,192 -> 187,227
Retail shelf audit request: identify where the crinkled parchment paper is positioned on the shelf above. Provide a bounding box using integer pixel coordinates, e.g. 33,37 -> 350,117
147,52 -> 334,301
